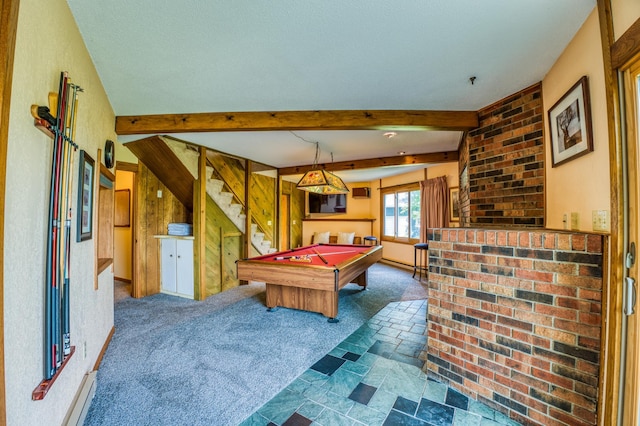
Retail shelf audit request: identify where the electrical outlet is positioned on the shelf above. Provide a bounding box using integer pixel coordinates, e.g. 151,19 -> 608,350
592,210 -> 609,232
570,212 -> 579,230
157,190 -> 163,198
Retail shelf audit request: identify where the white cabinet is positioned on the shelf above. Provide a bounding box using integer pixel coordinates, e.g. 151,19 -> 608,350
160,237 -> 194,299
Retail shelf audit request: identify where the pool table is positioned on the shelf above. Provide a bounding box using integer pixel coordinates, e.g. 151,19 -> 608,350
236,243 -> 383,322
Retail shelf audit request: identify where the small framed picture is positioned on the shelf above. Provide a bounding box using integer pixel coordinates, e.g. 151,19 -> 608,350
548,76 -> 594,167
449,187 -> 459,222
76,150 -> 95,241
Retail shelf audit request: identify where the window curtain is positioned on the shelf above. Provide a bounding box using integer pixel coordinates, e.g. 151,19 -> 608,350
420,176 -> 448,242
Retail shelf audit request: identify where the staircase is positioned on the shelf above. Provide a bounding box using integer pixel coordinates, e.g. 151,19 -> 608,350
204,166 -> 277,255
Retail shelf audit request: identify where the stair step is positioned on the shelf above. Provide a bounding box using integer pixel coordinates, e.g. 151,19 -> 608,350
206,165 -> 214,179
208,179 -> 224,193
227,203 -> 242,217
215,192 -> 233,206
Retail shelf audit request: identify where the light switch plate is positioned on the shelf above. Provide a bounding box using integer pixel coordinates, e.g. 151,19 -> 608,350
592,210 -> 609,232
570,212 -> 579,230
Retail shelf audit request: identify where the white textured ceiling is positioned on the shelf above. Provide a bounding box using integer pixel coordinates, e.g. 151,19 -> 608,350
66,0 -> 596,181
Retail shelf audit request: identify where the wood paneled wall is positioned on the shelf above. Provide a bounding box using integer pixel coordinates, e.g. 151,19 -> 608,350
202,194 -> 242,296
134,162 -> 189,297
250,172 -> 276,244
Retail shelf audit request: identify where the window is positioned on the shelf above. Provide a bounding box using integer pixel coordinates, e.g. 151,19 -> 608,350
381,184 -> 421,243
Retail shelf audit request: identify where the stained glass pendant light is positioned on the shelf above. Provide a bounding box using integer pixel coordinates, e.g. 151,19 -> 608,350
296,142 -> 349,194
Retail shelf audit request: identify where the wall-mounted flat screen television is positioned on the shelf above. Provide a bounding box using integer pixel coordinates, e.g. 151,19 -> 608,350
308,193 -> 347,214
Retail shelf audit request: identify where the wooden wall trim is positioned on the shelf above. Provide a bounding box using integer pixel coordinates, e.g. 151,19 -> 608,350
92,326 -> 115,371
278,151 -> 458,176
115,161 -> 138,172
115,110 -> 479,135
612,16 -> 640,69
597,0 -> 624,425
0,0 -> 20,421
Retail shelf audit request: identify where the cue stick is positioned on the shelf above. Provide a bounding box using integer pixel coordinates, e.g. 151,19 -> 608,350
273,250 -> 357,260
313,248 -> 329,264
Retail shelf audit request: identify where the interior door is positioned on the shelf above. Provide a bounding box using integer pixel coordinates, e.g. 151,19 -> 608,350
279,193 -> 290,250
621,56 -> 640,426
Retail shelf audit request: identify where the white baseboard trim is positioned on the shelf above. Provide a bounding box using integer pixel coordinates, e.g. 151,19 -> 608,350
63,370 -> 97,426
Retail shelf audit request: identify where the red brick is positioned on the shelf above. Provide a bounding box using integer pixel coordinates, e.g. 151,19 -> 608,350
572,405 -> 598,424
557,234 -> 571,250
515,269 -> 553,282
586,235 -> 602,253
550,387 -> 596,411
543,233 -> 557,249
510,389 -> 548,414
512,371 -> 549,392
578,312 -> 601,326
571,234 -> 586,251
534,304 -> 577,321
498,256 -> 534,269
577,335 -> 600,350
466,361 -> 495,380
549,407 -> 594,426
578,288 -> 602,302
528,409 -> 566,426
533,260 -> 577,274
531,368 -> 574,389
556,296 -> 593,312
557,274 -> 602,290
518,232 -> 531,248
534,282 -> 577,297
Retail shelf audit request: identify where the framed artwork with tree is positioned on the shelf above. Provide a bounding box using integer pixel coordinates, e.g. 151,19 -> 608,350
548,76 -> 593,167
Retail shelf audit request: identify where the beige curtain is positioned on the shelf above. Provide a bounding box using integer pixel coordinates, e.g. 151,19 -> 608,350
420,176 -> 448,242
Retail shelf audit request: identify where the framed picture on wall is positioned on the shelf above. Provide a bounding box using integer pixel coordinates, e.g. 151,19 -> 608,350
449,187 -> 459,222
76,150 -> 95,241
548,75 -> 594,167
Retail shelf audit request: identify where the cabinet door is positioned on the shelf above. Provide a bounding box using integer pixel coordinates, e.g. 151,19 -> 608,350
161,239 -> 177,293
175,239 -> 194,297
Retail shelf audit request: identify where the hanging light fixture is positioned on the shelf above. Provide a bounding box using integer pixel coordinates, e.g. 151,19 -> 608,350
296,140 -> 349,194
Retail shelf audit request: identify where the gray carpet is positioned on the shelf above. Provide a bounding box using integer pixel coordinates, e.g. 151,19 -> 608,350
84,263 -> 428,425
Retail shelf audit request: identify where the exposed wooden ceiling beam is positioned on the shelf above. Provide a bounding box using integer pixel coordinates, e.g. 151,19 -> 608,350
115,110 -> 478,135
278,151 -> 458,176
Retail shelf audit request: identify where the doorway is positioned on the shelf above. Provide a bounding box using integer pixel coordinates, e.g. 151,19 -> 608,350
619,53 -> 640,426
113,163 -> 137,298
280,193 -> 290,250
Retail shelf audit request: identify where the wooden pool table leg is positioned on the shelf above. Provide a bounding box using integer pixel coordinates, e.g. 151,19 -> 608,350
352,270 -> 368,289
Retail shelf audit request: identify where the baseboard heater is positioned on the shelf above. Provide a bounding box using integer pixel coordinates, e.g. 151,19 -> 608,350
379,258 -> 413,271
63,370 -> 97,426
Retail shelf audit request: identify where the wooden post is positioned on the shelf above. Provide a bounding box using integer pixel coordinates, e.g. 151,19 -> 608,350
193,146 -> 207,300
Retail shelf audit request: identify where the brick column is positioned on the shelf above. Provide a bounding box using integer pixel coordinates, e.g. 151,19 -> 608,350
424,228 -> 603,426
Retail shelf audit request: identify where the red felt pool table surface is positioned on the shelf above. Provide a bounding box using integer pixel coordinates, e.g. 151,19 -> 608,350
236,244 -> 383,321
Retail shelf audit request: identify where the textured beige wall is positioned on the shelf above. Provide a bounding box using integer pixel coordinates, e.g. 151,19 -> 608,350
612,0 -> 640,40
5,0 -> 118,423
543,8 -> 610,231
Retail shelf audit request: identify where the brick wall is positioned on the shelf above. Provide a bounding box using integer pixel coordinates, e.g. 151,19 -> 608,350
463,83 -> 545,227
423,228 -> 603,426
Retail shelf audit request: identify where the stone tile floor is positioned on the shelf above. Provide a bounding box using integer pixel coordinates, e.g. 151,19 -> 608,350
240,300 -> 521,426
